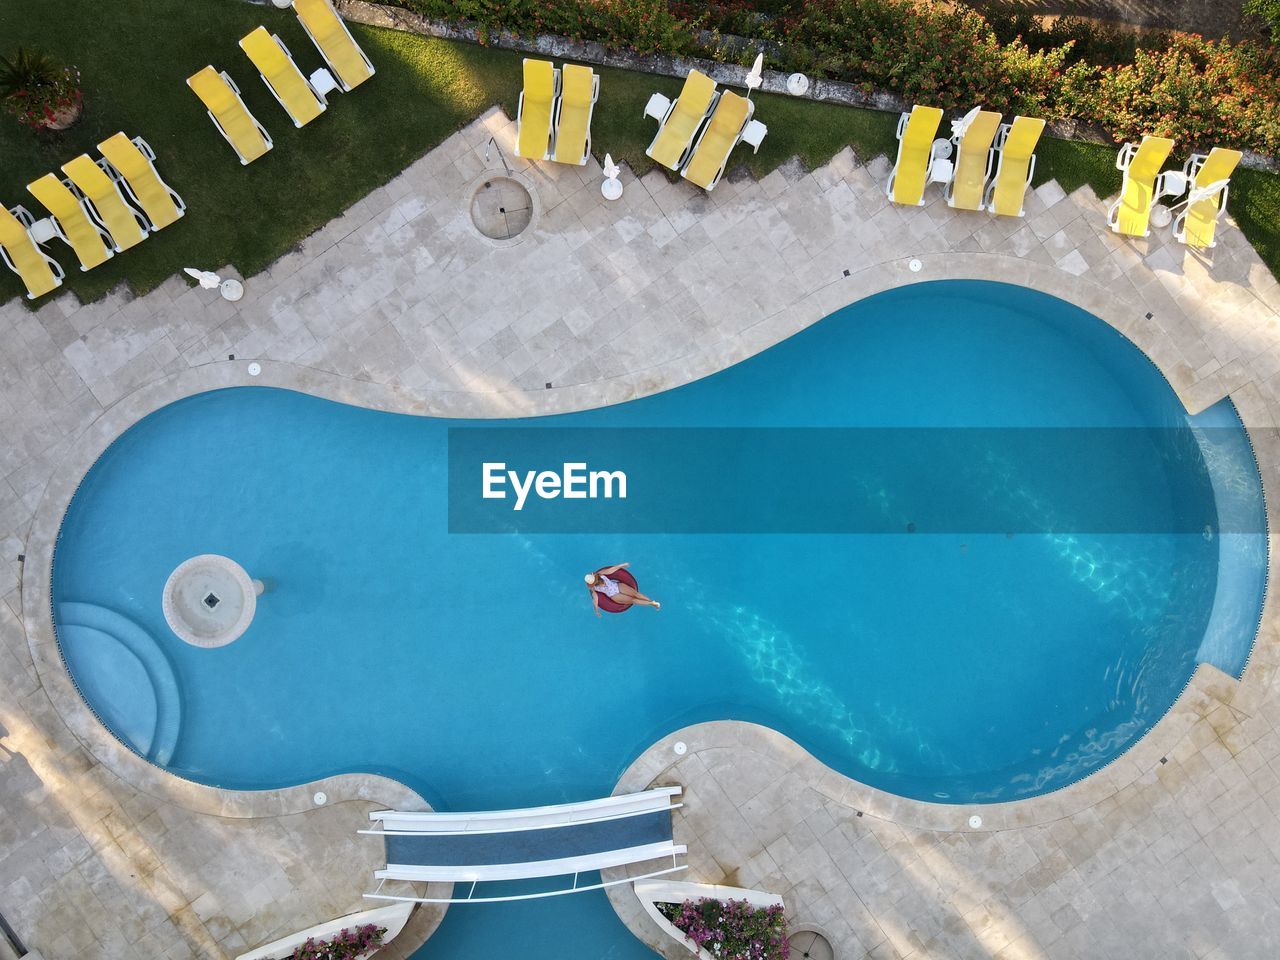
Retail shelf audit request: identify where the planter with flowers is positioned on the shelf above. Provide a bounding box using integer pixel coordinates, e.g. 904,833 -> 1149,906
280,923 -> 386,960
236,903 -> 414,960
0,46 -> 82,131
636,879 -> 787,960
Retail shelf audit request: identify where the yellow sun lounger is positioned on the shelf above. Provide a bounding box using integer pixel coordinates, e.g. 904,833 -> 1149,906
1108,136 -> 1176,237
0,205 -> 64,299
681,91 -> 766,192
645,70 -> 718,172
515,59 -> 559,161
886,105 -> 944,206
27,173 -> 114,270
984,116 -> 1045,217
187,66 -> 273,165
240,27 -> 327,128
945,109 -> 1002,211
552,64 -> 599,166
62,154 -> 148,252
97,134 -> 185,232
1172,147 -> 1243,249
293,0 -> 375,92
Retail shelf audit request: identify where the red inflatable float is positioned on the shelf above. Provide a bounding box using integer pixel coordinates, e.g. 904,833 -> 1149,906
595,568 -> 639,614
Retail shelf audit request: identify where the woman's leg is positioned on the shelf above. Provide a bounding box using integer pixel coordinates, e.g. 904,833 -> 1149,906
617,584 -> 659,608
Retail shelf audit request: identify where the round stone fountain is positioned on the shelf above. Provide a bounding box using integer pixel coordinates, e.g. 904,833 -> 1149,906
162,554 -> 262,648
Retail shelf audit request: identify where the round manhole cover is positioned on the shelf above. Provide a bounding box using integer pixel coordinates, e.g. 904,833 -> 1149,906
470,177 -> 533,240
789,928 -> 835,960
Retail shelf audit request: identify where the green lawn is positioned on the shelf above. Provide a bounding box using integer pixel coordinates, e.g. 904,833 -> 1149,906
0,0 -> 1276,307
1030,137 -> 1121,197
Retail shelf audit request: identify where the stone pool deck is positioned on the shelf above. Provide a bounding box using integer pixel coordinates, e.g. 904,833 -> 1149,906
1,106 -> 1280,959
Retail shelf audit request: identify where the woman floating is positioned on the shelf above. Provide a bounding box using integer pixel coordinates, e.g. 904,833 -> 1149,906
586,563 -> 660,617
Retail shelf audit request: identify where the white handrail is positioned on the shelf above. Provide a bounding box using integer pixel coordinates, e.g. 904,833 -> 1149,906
378,841 -> 687,882
360,802 -> 683,837
363,862 -> 688,905
369,786 -> 680,829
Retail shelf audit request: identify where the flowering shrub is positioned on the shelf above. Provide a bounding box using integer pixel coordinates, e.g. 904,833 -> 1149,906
1245,0 -> 1280,41
987,13 -> 1170,67
781,0 -> 1063,114
671,0 -> 777,40
1075,34 -> 1280,153
0,47 -> 81,130
284,923 -> 386,960
391,0 -> 1280,153
403,0 -> 695,54
657,898 -> 788,960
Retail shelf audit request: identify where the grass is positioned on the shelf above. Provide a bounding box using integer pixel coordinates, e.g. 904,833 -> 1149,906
1233,167 -> 1280,278
1030,137 -> 1121,197
0,0 -> 1277,307
0,0 -> 522,304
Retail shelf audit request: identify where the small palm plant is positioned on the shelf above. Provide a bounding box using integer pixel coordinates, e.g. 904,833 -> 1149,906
0,46 -> 82,130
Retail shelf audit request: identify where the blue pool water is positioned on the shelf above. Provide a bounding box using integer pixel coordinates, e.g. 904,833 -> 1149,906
52,281 -> 1266,957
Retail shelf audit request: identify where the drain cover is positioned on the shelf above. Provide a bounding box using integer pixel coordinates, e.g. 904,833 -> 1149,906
788,928 -> 835,960
470,177 -> 533,240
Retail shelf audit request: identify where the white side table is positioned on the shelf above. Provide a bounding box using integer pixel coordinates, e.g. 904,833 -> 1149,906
28,217 -> 58,244
1161,171 -> 1189,198
741,120 -> 768,152
1149,204 -> 1174,229
643,92 -> 672,122
310,68 -> 338,102
928,158 -> 954,184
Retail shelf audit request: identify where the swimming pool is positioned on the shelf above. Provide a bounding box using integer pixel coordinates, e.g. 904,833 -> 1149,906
50,280 -> 1266,956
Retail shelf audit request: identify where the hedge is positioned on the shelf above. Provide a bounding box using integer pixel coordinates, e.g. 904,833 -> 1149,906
388,0 -> 1280,155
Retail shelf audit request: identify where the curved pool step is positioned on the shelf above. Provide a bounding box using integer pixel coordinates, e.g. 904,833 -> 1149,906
55,601 -> 183,764
1188,398 -> 1268,679
55,623 -> 160,759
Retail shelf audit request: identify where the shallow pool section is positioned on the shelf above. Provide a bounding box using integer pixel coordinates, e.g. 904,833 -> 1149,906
50,280 -> 1267,955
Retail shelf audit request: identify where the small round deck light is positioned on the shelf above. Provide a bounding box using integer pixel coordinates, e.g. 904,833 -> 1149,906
247,362 -> 262,377
909,258 -> 923,272
673,741 -> 688,756
314,791 -> 328,806
968,814 -> 983,828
